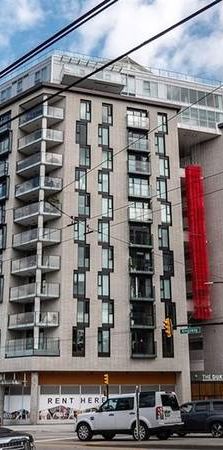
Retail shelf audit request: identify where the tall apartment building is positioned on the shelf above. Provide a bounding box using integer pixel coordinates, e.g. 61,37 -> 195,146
0,51 -> 222,423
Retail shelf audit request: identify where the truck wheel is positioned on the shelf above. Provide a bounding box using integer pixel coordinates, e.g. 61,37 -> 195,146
77,423 -> 93,441
156,430 -> 171,440
132,422 -> 149,440
211,422 -> 223,438
101,432 -> 116,440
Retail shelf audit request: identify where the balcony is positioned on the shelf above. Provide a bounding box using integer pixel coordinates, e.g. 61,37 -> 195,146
10,282 -> 60,303
13,228 -> 61,250
128,138 -> 148,152
0,133 -> 11,156
128,205 -> 152,223
11,254 -> 60,276
15,176 -> 62,200
5,337 -> 60,358
18,128 -> 64,154
129,226 -> 153,248
8,311 -> 59,330
0,161 -> 8,178
0,180 -> 9,201
127,115 -> 150,130
19,105 -> 64,131
14,201 -> 61,226
129,257 -> 153,274
130,312 -> 154,328
16,152 -> 63,177
131,331 -> 156,358
128,159 -> 151,175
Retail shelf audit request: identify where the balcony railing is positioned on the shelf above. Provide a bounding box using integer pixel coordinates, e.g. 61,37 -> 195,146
16,152 -> 63,173
0,161 -> 8,178
130,312 -> 154,327
10,282 -> 60,302
18,128 -> 64,151
0,135 -> 11,156
13,227 -> 61,248
129,184 -> 151,198
128,160 -> 151,175
15,176 -> 62,198
127,115 -> 150,130
128,206 -> 152,222
129,257 -> 153,273
19,105 -> 64,126
5,337 -> 60,357
129,232 -> 153,247
11,254 -> 60,274
128,138 -> 148,152
8,311 -> 59,328
131,339 -> 157,358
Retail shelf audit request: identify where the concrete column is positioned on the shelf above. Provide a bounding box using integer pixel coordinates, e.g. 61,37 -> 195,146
175,369 -> 191,404
30,372 -> 39,424
0,385 -> 4,425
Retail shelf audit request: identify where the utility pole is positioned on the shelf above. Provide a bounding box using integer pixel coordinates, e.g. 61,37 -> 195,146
135,385 -> 140,441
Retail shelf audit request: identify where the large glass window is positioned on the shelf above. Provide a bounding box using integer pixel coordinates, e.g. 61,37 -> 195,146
72,327 -> 85,356
157,178 -> 167,200
128,131 -> 148,151
163,251 -> 174,276
129,201 -> 151,222
102,196 -> 113,219
102,149 -> 113,171
76,121 -> 87,145
74,219 -> 86,242
73,271 -> 85,297
162,331 -> 174,358
0,226 -> 6,250
78,245 -> 90,270
102,104 -> 113,125
98,220 -> 110,244
78,193 -> 90,217
160,277 -> 171,301
79,146 -> 91,168
98,273 -> 109,297
0,276 -> 4,303
77,300 -> 89,326
98,328 -> 110,356
161,202 -> 172,225
129,177 -> 149,197
98,171 -> 109,194
102,246 -> 114,270
102,300 -> 114,326
98,125 -> 109,146
159,156 -> 169,177
130,275 -> 153,299
129,224 -> 151,246
155,133 -> 165,155
80,100 -> 91,121
75,168 -> 86,191
158,226 -> 169,249
128,154 -> 150,174
158,113 -> 168,133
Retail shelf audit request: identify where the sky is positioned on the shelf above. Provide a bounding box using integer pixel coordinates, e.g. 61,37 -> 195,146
0,0 -> 223,82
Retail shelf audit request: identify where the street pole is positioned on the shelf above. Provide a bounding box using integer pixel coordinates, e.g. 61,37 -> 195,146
106,384 -> 109,400
135,385 -> 140,441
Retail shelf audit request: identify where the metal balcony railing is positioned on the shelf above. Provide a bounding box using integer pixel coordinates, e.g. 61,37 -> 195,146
10,283 -> 36,301
5,337 -> 60,357
128,138 -> 148,152
129,257 -> 153,273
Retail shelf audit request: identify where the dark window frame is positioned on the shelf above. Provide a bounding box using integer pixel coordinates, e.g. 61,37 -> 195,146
72,327 -> 85,357
102,103 -> 113,125
80,100 -> 91,122
160,276 -> 172,302
78,244 -> 90,270
98,327 -> 111,357
73,270 -> 86,298
76,299 -> 90,327
98,124 -> 109,147
76,121 -> 88,145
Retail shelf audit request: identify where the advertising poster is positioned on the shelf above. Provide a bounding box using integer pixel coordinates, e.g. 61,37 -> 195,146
4,395 -> 31,422
38,394 -> 107,421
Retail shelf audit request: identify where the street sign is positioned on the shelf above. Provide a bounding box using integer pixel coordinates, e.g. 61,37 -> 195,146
180,327 -> 201,335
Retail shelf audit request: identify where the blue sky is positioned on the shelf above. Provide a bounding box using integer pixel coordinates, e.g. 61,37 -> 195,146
1,0 -> 223,82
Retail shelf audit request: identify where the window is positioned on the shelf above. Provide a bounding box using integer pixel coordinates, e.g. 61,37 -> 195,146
102,149 -> 113,171
73,271 -> 85,297
194,402 -> 210,412
102,300 -> 114,326
158,113 -> 168,133
17,79 -> 23,93
143,80 -> 158,97
76,121 -> 87,145
102,104 -> 113,125
98,328 -> 110,356
0,205 -> 5,224
128,75 -> 136,95
102,196 -> 113,219
157,179 -> 167,200
101,398 -> 118,411
80,100 -> 91,121
155,133 -> 165,155
161,202 -> 172,225
0,276 -> 4,303
98,125 -> 109,146
162,330 -> 174,358
102,246 -> 114,270
98,273 -> 109,297
0,226 -> 6,250
213,402 -> 223,411
79,146 -> 91,168
163,251 -> 174,276
160,277 -> 171,301
72,327 -> 85,356
98,220 -> 110,244
130,275 -> 153,299
130,225 -> 151,246
77,300 -> 89,326
181,403 -> 193,413
78,245 -> 90,270
78,193 -> 90,217
0,135 -> 11,154
75,168 -> 86,191
159,157 -> 169,178
165,301 -> 176,328
128,154 -> 150,175
34,67 -> 48,84
0,112 -> 10,131
129,177 -> 149,197
129,201 -> 151,222
74,219 -> 86,242
0,180 -> 8,200
98,171 -> 109,194
116,397 -> 134,411
139,392 -> 155,408
1,87 -> 12,102
128,131 -> 148,152
161,394 -> 179,410
158,226 -> 169,249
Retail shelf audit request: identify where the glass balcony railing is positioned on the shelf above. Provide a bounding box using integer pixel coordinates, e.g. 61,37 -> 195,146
128,205 -> 152,222
15,176 -> 62,197
130,312 -> 154,327
0,161 -> 8,178
129,232 -> 153,247
41,255 -> 60,270
127,115 -> 150,129
128,160 -> 151,174
129,257 -> 153,273
13,227 -> 61,248
129,184 -> 151,198
18,128 -> 64,150
5,337 -> 60,357
36,311 -> 59,327
8,311 -> 59,328
131,336 -> 156,358
0,135 -> 11,155
10,282 -> 60,301
17,151 -> 63,173
128,138 -> 148,152
19,105 -> 64,126
11,254 -> 60,274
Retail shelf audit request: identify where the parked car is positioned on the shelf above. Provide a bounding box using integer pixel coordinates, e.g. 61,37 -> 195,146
74,391 -> 183,441
178,400 -> 223,438
0,426 -> 35,449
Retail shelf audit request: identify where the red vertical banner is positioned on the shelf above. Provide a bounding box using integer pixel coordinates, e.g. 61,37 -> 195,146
185,165 -> 211,320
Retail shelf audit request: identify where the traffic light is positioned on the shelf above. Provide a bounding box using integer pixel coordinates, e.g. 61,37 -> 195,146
103,373 -> 109,385
163,318 -> 173,338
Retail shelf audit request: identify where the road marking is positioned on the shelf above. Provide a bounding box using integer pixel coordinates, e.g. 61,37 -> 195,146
35,437 -> 74,443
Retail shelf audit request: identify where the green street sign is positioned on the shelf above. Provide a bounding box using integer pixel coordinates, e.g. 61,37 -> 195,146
180,327 -> 201,335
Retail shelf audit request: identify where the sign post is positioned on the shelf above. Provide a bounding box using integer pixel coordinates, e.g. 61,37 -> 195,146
135,385 -> 140,441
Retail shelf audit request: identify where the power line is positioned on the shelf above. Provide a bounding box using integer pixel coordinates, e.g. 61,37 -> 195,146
2,0 -> 222,129
0,0 -> 118,81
